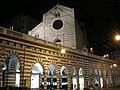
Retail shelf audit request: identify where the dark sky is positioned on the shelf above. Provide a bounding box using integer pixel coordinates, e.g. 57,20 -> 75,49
1,0 -> 120,56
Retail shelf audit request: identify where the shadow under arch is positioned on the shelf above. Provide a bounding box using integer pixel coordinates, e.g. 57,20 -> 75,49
71,66 -> 77,90
89,68 -> 94,88
47,64 -> 57,90
60,66 -> 68,89
2,55 -> 21,87
94,69 -> 99,88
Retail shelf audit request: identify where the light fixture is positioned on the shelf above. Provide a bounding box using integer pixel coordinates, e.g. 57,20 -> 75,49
113,64 -> 117,67
61,48 -> 66,53
110,64 -> 117,68
110,65 -> 113,68
115,34 -> 120,41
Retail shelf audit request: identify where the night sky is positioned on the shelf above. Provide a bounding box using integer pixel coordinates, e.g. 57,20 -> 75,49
1,0 -> 120,56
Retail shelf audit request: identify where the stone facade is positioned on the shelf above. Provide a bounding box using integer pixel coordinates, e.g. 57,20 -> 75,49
0,26 -> 120,90
28,4 -> 86,50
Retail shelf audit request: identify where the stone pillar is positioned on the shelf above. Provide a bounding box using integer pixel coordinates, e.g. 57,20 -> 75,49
92,74 -> 95,88
97,75 -> 99,88
57,75 -> 60,90
84,76 -> 89,89
108,72 -> 111,87
44,67 -> 48,90
102,75 -> 106,88
20,61 -> 25,87
56,65 -> 61,90
0,57 -> 5,86
67,74 -> 71,90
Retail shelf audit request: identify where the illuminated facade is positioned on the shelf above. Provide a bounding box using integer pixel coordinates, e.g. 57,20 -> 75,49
0,4 -> 120,90
0,26 -> 120,90
29,4 -> 86,50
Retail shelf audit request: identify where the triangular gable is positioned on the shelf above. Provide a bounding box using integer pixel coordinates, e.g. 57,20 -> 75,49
43,4 -> 74,18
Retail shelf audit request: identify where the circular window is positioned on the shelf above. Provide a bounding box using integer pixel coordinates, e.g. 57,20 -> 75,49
53,20 -> 63,30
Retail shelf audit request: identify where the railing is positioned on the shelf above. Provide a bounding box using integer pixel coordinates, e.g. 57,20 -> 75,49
0,26 -> 117,63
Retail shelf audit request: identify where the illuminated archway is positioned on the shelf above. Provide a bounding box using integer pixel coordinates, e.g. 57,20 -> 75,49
89,68 -> 94,88
110,71 -> 114,86
94,69 -> 99,88
60,66 -> 68,89
31,63 -> 44,89
2,55 -> 20,87
79,68 -> 84,90
106,71 -> 109,87
71,67 -> 77,89
99,69 -> 103,88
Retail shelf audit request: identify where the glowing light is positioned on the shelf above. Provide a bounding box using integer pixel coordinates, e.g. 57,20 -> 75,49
61,49 -> 66,53
90,47 -> 93,51
113,64 -> 117,67
79,77 -> 84,90
115,34 -> 120,41
110,65 -> 113,68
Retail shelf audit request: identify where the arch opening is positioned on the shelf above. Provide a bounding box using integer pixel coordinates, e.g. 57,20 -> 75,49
79,68 -> 84,90
47,64 -> 57,90
71,67 -> 77,89
2,55 -> 20,87
31,63 -> 44,89
60,66 -> 68,89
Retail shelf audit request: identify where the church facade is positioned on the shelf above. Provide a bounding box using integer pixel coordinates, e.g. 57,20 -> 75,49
0,4 -> 120,90
29,4 -> 86,50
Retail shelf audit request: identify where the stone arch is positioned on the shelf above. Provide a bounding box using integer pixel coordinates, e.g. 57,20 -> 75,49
79,67 -> 84,76
99,69 -> 103,88
4,50 -> 22,71
89,68 -> 94,76
60,65 -> 68,89
47,63 -> 57,89
30,58 -> 44,73
32,63 -> 43,75
60,66 -> 67,76
54,37 -> 62,44
2,54 -> 21,87
71,66 -> 77,89
106,69 -> 112,86
31,62 -> 44,89
79,67 -> 84,90
50,60 -> 57,67
71,66 -> 77,76
113,70 -> 117,85
94,69 -> 99,88
4,50 -> 21,66
105,70 -> 109,87
48,64 -> 56,76
110,70 -> 114,86
89,68 -> 94,88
